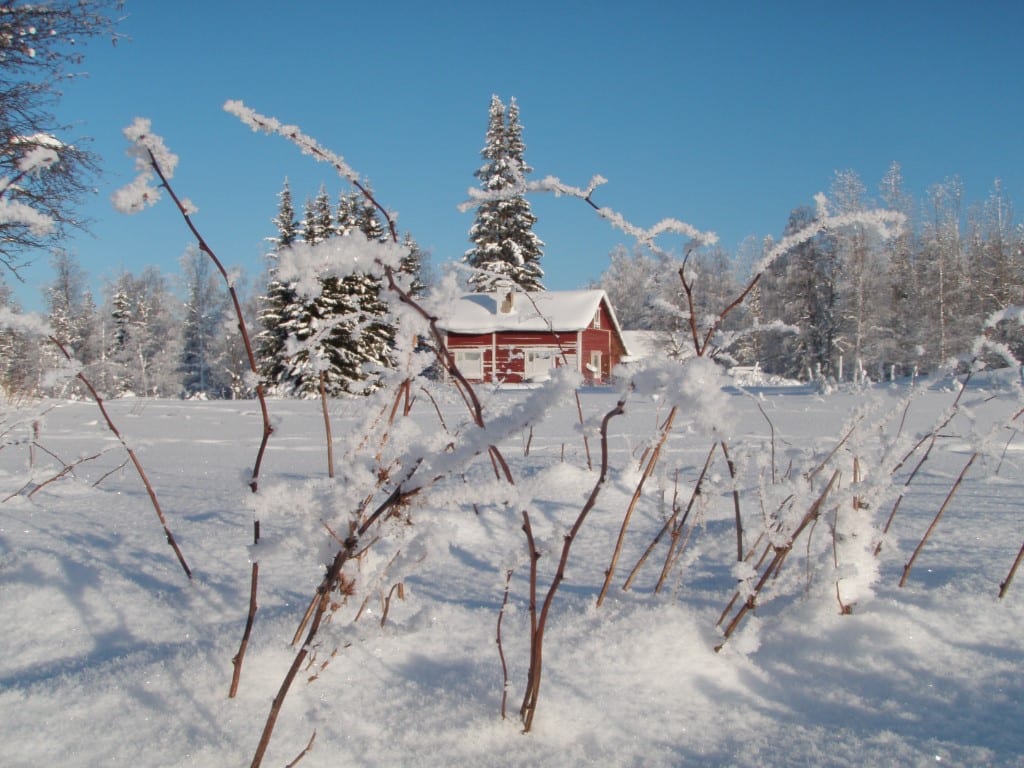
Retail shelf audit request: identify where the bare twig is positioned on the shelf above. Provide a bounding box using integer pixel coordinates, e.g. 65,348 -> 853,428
144,148 -> 273,492
496,568 -> 514,719
622,442 -> 717,593
720,440 -> 743,561
229,562 -> 259,698
48,336 -> 192,580
319,372 -> 335,478
283,730 -> 316,768
999,540 -> 1024,598
520,396 -> 626,732
598,405 -> 677,606
899,452 -> 978,587
716,470 -> 840,651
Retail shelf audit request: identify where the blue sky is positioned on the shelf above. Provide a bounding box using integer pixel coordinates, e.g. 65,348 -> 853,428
7,0 -> 1023,312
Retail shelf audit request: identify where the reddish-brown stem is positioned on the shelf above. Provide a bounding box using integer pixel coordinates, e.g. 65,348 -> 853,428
319,372 -> 335,478
721,440 -> 743,561
999,540 -> 1024,598
899,452 -> 978,587
598,405 -> 677,606
520,397 -> 625,732
623,441 -> 716,593
283,730 -> 317,768
48,336 -> 192,580
716,471 -> 840,651
229,562 -> 259,698
496,568 -> 514,719
145,148 -> 273,491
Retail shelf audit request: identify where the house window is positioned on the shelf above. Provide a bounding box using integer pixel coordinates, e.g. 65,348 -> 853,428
454,349 -> 484,379
525,349 -> 556,381
592,309 -> 602,329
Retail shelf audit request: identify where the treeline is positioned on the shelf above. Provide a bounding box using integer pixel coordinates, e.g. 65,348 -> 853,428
602,165 -> 1023,382
0,180 -> 427,400
3,164 -> 1021,400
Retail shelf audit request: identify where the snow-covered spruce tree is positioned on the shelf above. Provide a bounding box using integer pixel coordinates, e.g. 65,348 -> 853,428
322,189 -> 394,395
268,187 -> 395,396
464,95 -> 544,292
258,179 -> 302,394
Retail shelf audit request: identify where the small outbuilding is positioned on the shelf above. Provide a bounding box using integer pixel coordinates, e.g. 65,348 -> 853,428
438,285 -> 630,384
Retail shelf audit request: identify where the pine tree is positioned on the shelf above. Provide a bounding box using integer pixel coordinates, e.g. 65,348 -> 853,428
464,95 -> 545,292
259,179 -> 302,393
399,232 -> 428,298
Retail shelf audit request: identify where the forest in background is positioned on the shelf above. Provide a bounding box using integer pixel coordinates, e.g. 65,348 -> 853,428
2,161 -> 1021,400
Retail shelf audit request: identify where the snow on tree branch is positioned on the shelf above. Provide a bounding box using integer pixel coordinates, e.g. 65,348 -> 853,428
0,306 -> 52,336
0,138 -> 61,236
755,193 -> 905,275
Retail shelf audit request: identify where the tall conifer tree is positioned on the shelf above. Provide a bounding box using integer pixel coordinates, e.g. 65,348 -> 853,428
464,95 -> 544,292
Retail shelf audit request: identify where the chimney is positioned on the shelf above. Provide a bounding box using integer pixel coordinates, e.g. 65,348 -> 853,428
496,280 -> 516,314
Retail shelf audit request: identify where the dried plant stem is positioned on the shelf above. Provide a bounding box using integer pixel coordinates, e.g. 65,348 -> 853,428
380,582 -> 405,627
251,546 -> 349,768
48,336 -> 192,580
623,442 -> 717,593
318,372 -> 335,478
999,540 -> 1024,598
574,390 -> 593,471
877,374 -> 973,555
520,397 -> 625,733
831,507 -> 852,614
229,562 -> 259,698
144,148 -> 273,491
597,405 -> 677,606
283,730 -> 316,768
720,440 -> 743,561
899,452 -> 978,587
716,471 -> 840,651
496,568 -> 514,719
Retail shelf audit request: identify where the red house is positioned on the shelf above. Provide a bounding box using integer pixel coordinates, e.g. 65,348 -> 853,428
438,286 -> 630,384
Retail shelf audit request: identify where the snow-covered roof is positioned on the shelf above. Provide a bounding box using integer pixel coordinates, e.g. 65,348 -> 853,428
440,288 -> 628,340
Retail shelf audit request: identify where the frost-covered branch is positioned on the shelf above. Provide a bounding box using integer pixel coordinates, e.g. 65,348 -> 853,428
113,118 -> 272,492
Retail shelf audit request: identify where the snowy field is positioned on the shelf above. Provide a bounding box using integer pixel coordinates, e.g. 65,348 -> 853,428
1,376 -> 1022,767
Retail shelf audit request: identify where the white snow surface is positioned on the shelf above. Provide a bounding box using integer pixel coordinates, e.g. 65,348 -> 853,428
439,288 -> 625,337
1,379 -> 1023,767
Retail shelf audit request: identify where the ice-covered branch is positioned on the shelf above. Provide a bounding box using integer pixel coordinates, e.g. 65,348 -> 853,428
111,118 -> 184,214
225,100 -> 358,183
755,195 -> 905,275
